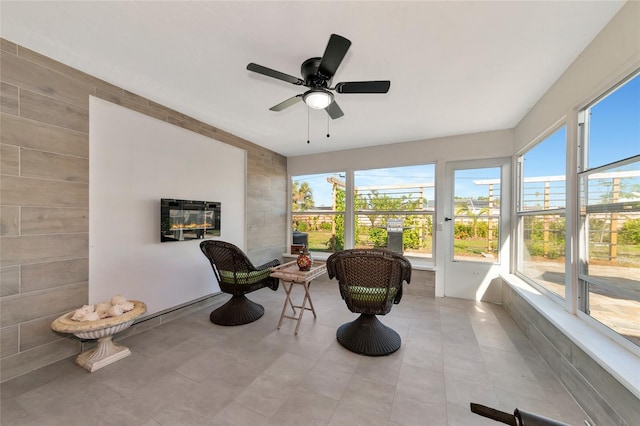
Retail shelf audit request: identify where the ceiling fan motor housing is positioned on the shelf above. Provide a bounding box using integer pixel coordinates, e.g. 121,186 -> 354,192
301,57 -> 329,88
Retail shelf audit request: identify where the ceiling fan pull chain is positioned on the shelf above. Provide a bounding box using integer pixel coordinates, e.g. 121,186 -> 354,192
326,115 -> 330,138
307,107 -> 310,144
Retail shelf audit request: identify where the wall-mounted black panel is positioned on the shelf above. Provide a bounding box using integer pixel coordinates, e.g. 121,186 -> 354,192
161,199 -> 221,242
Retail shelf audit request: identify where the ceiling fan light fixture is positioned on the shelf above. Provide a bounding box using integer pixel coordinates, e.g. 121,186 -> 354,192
303,89 -> 333,109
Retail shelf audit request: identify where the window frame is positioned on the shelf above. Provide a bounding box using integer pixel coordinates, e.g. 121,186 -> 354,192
515,124 -> 569,302
576,69 -> 640,353
288,164 -> 437,266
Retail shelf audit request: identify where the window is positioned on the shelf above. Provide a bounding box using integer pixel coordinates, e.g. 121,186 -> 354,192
578,70 -> 640,347
353,165 -> 435,259
453,167 -> 501,263
291,165 -> 436,261
291,172 -> 345,252
516,126 -> 567,298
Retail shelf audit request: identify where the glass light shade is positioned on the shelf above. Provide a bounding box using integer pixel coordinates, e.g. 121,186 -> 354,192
303,90 -> 333,109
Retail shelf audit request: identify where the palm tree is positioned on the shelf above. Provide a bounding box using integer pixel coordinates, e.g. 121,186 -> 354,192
456,199 -> 488,238
292,181 -> 314,211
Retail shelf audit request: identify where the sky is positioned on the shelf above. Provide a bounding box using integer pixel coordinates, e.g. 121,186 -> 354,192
294,72 -> 639,208
588,71 -> 639,169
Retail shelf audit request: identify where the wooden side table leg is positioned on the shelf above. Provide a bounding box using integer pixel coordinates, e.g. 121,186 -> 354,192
277,280 -> 293,329
304,281 -> 317,319
288,290 -> 297,315
294,285 -> 306,335
294,280 -> 315,334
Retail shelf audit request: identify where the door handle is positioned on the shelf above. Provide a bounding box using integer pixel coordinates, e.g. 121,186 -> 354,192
444,217 -> 452,222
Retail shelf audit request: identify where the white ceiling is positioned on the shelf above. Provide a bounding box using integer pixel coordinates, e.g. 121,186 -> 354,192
0,1 -> 626,157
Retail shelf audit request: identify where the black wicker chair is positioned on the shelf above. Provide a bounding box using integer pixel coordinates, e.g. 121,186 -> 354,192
200,240 -> 280,326
326,249 -> 411,356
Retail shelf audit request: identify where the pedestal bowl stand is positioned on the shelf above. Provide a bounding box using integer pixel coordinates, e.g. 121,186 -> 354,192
51,301 -> 146,372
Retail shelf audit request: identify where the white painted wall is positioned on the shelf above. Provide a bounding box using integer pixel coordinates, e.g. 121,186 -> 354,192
287,129 -> 513,176
514,0 -> 640,152
89,97 -> 246,316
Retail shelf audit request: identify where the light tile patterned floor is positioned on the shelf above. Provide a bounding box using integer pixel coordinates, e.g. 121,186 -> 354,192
1,275 -> 588,425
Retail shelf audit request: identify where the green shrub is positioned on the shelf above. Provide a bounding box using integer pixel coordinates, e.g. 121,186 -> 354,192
369,227 -> 387,248
475,221 -> 489,238
527,240 -> 563,259
454,224 -> 472,239
619,218 -> 640,245
403,228 -> 421,249
319,221 -> 332,231
529,217 -> 566,243
327,188 -> 345,251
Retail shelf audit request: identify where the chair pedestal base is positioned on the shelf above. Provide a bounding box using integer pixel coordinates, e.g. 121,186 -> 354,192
210,295 -> 264,326
336,314 -> 401,356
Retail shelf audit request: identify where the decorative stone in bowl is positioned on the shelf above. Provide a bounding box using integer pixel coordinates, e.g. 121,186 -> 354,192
51,301 -> 146,372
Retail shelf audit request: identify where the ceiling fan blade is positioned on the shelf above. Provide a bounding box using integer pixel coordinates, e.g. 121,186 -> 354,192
247,63 -> 304,85
325,101 -> 344,119
335,81 -> 391,94
317,34 -> 351,79
269,94 -> 303,111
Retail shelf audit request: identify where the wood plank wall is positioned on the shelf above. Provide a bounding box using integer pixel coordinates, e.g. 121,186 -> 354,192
0,38 -> 287,381
502,284 -> 640,425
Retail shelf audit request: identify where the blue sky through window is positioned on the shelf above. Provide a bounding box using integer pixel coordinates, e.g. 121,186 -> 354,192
523,126 -> 566,178
588,72 -> 640,169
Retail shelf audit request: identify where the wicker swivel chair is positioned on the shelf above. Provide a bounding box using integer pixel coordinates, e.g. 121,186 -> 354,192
200,240 -> 280,326
327,249 -> 411,356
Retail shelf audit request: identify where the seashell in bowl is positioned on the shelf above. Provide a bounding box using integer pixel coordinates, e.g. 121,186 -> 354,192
107,304 -> 123,317
71,310 -> 86,321
119,301 -> 135,312
80,304 -> 96,313
95,302 -> 111,316
83,311 -> 100,321
111,295 -> 128,305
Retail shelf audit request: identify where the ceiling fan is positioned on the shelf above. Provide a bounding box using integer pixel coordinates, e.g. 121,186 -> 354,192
247,34 -> 390,119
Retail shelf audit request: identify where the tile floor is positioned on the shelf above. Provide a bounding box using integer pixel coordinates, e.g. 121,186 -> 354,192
1,276 -> 589,425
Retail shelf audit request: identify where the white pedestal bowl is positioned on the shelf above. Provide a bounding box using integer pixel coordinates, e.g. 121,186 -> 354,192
51,301 -> 147,372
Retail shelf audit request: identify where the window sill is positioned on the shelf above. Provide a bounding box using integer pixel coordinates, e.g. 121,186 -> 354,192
501,273 -> 640,399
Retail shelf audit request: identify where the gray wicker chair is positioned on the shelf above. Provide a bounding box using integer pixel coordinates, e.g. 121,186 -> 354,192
326,249 -> 411,356
200,240 -> 280,326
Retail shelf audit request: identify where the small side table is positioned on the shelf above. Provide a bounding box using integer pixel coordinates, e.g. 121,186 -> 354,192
271,261 -> 327,334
